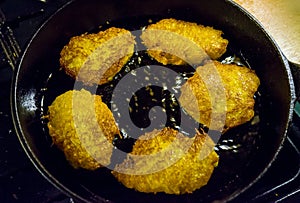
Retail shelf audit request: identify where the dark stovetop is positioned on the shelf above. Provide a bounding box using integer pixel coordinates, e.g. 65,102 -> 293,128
0,0 -> 300,203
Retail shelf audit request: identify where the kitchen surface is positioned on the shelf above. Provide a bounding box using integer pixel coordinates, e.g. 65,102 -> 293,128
234,0 -> 300,65
0,0 -> 299,202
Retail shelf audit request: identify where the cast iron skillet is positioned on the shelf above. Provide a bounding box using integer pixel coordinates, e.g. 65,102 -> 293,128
11,0 -> 298,202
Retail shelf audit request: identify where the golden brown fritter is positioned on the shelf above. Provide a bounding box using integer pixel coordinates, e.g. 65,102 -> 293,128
47,89 -> 120,170
60,27 -> 135,85
112,127 -> 219,194
140,18 -> 228,65
179,61 -> 260,132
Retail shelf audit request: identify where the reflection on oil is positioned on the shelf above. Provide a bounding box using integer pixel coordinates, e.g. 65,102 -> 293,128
20,89 -> 37,112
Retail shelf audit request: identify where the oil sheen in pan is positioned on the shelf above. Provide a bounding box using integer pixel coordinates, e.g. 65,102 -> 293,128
39,18 -> 263,180
40,50 -> 262,157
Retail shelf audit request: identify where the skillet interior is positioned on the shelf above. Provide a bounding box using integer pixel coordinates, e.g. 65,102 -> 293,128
12,0 -> 295,202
